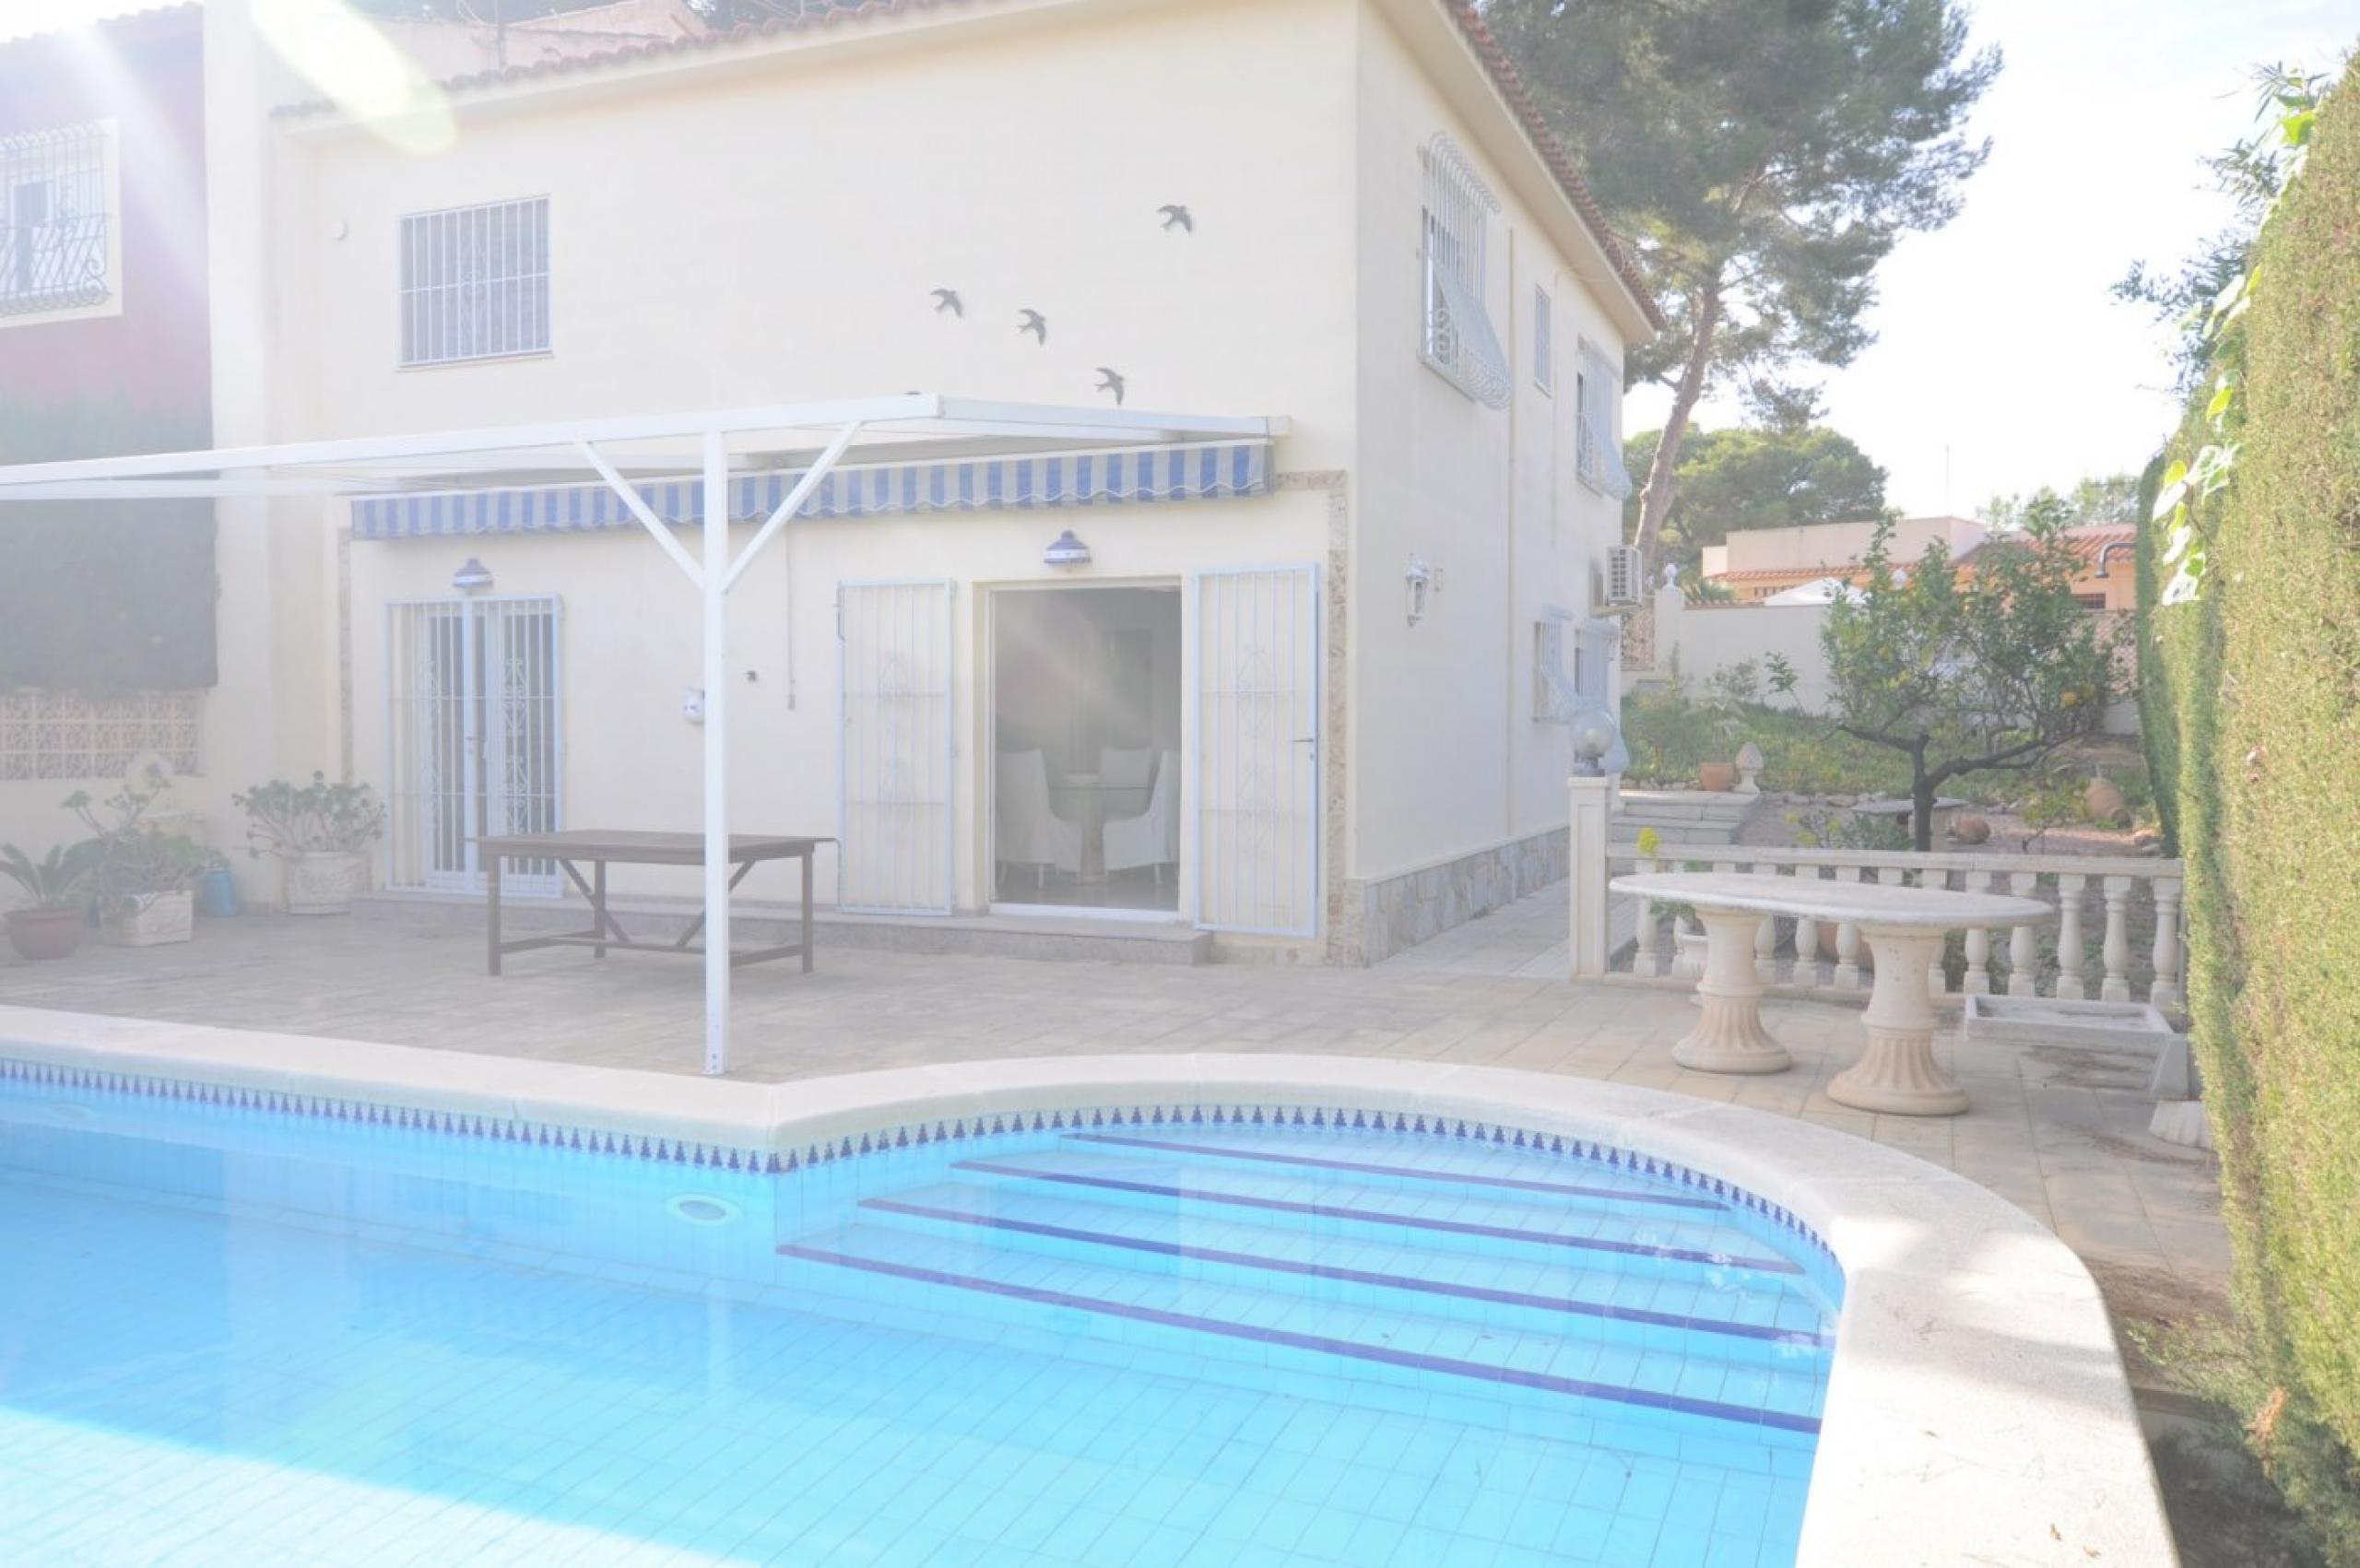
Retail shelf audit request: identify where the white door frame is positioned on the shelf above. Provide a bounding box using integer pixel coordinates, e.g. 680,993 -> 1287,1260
985,578 -> 1188,925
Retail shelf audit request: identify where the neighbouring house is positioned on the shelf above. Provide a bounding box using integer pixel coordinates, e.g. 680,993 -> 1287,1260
1698,514 -> 1987,600
2050,522 -> 2138,613
0,3 -> 215,851
1637,516 -> 2141,734
171,0 -> 1657,964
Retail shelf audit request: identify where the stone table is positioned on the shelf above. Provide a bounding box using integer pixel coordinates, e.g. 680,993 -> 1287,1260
1852,796 -> 1968,843
1611,871 -> 2052,1115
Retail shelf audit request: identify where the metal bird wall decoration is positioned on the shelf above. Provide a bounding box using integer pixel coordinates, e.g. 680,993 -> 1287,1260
931,289 -> 962,315
1094,368 -> 1127,406
1159,205 -> 1193,233
1017,309 -> 1047,344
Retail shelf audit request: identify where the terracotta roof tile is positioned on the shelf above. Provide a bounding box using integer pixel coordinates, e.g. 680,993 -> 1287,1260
1435,1 -> 1662,328
1709,566 -> 1860,584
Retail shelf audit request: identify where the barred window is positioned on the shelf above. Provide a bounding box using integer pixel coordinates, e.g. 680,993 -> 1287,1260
0,122 -> 113,319
1575,340 -> 1633,499
400,196 -> 550,367
1419,134 -> 1510,408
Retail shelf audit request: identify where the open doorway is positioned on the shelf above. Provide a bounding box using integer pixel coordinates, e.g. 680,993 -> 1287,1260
990,584 -> 1183,915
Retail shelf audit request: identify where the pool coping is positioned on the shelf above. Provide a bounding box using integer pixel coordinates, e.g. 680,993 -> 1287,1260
0,1003 -> 2178,1567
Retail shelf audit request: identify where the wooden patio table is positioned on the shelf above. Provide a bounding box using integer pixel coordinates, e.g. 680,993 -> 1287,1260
476,831 -> 832,978
1611,871 -> 2051,1116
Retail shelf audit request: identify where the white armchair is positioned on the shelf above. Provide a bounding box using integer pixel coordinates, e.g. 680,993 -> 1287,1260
996,749 -> 1083,888
1103,749 -> 1180,884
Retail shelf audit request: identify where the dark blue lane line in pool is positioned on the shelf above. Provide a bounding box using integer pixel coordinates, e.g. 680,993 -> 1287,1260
776,1241 -> 1824,1436
949,1159 -> 1805,1276
861,1197 -> 1832,1348
1061,1132 -> 1729,1211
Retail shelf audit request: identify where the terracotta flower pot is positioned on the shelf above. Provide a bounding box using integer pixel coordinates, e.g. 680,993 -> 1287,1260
1697,762 -> 1739,793
6,907 -> 87,961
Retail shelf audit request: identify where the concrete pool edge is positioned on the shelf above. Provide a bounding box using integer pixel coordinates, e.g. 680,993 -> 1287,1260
0,1005 -> 2177,1567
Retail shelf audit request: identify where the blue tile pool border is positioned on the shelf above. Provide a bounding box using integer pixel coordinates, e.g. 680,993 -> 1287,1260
0,1055 -> 1838,1269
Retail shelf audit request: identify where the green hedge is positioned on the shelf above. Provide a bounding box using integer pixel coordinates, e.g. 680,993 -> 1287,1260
2130,452 -> 2181,855
2144,64 -> 2360,1548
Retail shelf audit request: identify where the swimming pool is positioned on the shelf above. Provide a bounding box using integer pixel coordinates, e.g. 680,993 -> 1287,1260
0,1058 -> 1837,1566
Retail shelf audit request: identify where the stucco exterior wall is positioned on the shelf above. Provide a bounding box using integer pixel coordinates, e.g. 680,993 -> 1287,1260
348,489 -> 1331,914
0,6 -> 210,409
272,0 -> 1359,460
1346,2 -> 1629,890
192,0 -> 1646,948
253,0 -> 1369,927
0,7 -> 218,869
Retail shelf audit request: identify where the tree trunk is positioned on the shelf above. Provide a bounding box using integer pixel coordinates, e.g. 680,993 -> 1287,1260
1631,270 -> 1724,582
1910,746 -> 1937,854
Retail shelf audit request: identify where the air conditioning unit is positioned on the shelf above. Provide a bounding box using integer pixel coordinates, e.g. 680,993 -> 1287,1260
1602,545 -> 1644,607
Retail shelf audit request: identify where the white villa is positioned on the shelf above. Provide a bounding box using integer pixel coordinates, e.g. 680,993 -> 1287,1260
129,0 -> 1657,963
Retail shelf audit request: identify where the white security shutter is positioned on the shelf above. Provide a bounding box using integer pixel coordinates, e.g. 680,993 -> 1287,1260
478,598 -> 563,896
1577,341 -> 1634,500
386,600 -> 471,892
838,580 -> 955,914
1192,565 -> 1319,937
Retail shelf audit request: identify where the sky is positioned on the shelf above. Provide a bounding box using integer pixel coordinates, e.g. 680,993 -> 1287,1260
1626,0 -> 2359,517
10,0 -> 2358,517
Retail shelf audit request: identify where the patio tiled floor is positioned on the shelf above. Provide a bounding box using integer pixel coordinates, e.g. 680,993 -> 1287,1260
0,888 -> 2229,1311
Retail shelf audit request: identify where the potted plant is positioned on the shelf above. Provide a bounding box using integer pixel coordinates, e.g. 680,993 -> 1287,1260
65,774 -> 204,947
1633,831 -> 1708,975
1693,664 -> 1758,792
0,841 -> 100,961
235,773 -> 384,915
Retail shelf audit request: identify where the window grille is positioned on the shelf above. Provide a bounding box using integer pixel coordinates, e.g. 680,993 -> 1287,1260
1420,134 -> 1511,408
1533,286 -> 1553,394
1575,339 -> 1634,499
399,196 -> 550,367
0,690 -> 201,780
0,123 -> 111,317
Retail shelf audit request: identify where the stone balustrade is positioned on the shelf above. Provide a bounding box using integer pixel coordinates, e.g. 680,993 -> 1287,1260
1607,843 -> 2187,1011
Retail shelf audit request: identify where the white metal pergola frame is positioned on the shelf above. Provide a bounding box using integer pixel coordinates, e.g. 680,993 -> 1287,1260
0,394 -> 1285,1074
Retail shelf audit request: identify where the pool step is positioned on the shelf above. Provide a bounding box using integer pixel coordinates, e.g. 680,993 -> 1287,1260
852,1182 -> 1830,1361
938,1147 -> 1800,1286
1055,1129 -> 1730,1214
777,1219 -> 1825,1441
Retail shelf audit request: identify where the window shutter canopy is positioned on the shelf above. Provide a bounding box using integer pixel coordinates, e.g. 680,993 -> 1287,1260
1577,342 -> 1634,500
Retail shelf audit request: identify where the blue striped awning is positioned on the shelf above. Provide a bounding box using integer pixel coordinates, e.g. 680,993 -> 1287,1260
350,441 -> 1271,541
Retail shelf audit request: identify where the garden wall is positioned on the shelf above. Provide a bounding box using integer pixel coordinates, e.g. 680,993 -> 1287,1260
1660,600 -> 1835,708
2140,64 -> 2360,1539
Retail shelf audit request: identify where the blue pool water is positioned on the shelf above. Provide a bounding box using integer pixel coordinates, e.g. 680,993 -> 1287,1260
0,1067 -> 1839,1566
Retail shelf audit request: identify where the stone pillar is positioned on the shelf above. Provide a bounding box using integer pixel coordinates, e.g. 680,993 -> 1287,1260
1568,775 -> 1613,978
